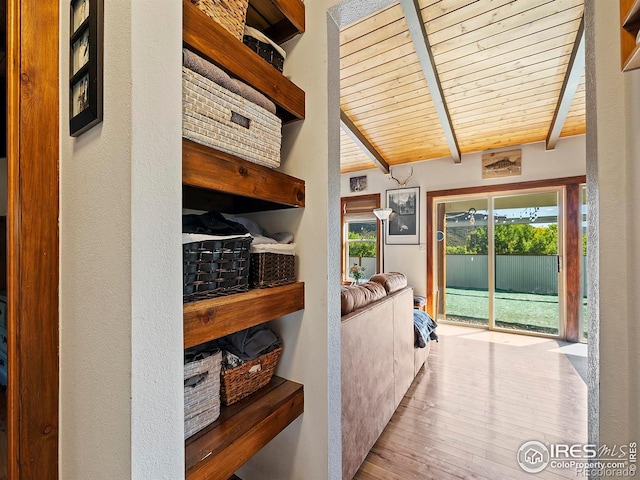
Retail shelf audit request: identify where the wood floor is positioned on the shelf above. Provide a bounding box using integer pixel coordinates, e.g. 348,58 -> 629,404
355,324 -> 588,480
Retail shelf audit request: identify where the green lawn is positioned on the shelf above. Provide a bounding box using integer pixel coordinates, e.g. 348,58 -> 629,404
444,287 -> 588,337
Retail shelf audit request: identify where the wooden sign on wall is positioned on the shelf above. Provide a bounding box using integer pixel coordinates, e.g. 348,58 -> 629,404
482,149 -> 522,179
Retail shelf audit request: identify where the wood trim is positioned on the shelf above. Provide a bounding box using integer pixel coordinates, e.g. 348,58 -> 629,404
427,176 -> 586,199
7,0 -> 60,478
565,184 -> 581,342
340,194 -> 381,280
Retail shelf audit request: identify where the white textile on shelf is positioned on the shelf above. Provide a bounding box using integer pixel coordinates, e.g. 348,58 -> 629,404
250,243 -> 296,255
182,233 -> 252,245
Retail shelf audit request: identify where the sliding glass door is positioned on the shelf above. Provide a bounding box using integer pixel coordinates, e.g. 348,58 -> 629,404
435,188 -> 564,337
438,198 -> 489,326
492,191 -> 562,336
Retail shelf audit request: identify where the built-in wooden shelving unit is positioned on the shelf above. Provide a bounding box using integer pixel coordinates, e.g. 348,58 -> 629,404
183,282 -> 304,349
246,0 -> 305,44
621,0 -> 640,71
185,377 -> 304,480
183,139 -> 305,214
182,1 -> 306,477
183,0 -> 305,122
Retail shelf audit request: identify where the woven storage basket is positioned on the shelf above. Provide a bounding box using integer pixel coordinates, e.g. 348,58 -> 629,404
189,0 -> 249,41
243,35 -> 285,73
220,346 -> 282,406
183,237 -> 252,303
184,348 -> 222,439
250,253 -> 295,288
182,67 -> 282,169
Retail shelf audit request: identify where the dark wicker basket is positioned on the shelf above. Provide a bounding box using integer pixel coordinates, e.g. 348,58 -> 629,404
183,237 -> 252,303
242,35 -> 284,72
250,253 -> 295,288
220,346 -> 282,406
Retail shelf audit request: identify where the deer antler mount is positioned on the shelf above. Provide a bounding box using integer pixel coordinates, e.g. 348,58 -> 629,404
389,167 -> 413,188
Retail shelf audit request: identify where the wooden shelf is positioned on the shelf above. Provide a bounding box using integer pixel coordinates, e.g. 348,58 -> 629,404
246,0 -> 305,44
185,377 -> 304,480
621,0 -> 640,71
184,282 -> 304,348
183,0 -> 305,122
183,139 -> 305,213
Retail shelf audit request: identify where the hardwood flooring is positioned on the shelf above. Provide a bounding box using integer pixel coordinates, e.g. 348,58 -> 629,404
355,324 -> 588,480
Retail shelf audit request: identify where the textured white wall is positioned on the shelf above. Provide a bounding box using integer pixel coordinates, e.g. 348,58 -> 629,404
236,1 -> 343,478
59,1 -> 184,478
587,0 -> 640,450
340,136 -> 586,295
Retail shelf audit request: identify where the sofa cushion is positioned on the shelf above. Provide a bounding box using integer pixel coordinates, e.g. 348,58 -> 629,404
369,272 -> 408,294
340,282 -> 387,315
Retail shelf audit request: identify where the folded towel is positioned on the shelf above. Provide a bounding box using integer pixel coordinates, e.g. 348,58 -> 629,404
183,48 -> 277,115
182,232 -> 252,245
250,243 -> 296,255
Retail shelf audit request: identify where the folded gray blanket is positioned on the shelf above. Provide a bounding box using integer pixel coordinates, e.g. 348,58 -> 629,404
183,48 -> 277,115
216,323 -> 280,362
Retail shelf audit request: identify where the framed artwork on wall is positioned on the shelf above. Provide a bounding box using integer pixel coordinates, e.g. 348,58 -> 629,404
69,0 -> 103,136
349,175 -> 367,192
386,187 -> 419,245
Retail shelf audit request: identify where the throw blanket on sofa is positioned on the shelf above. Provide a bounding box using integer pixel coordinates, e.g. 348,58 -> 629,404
414,309 -> 438,348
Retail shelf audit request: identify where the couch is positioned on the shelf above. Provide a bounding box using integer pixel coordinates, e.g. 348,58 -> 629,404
341,273 -> 431,479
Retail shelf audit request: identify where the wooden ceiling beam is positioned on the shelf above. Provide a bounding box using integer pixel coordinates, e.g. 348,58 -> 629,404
546,16 -> 585,151
340,109 -> 390,174
399,0 -> 461,163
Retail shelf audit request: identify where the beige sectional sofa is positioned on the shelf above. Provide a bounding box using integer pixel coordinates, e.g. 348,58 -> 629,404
341,273 -> 430,479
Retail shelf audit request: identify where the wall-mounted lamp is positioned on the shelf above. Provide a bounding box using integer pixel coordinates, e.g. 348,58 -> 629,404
373,207 -> 392,273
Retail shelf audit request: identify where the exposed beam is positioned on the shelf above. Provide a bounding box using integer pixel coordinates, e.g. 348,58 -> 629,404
340,109 -> 390,174
399,0 -> 461,163
546,16 -> 585,150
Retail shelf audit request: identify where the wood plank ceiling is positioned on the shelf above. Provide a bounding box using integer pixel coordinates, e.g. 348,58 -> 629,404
340,0 -> 586,173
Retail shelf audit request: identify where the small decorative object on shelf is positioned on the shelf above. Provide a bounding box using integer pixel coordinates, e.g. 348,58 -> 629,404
69,0 -> 103,136
350,264 -> 366,282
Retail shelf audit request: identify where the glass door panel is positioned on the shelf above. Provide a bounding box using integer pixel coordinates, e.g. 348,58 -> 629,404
436,198 -> 489,326
492,192 -> 562,335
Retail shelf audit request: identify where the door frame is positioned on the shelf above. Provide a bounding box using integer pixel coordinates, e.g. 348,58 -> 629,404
426,175 -> 585,342
7,0 -> 59,478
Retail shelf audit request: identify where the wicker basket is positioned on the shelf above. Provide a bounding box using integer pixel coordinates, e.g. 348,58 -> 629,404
182,67 -> 282,169
250,253 -> 296,288
184,348 -> 222,439
190,0 -> 249,41
220,346 -> 282,406
243,35 -> 284,73
183,237 -> 252,303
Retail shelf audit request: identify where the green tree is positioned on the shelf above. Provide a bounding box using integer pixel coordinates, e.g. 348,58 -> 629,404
348,231 -> 376,258
445,223 -> 559,255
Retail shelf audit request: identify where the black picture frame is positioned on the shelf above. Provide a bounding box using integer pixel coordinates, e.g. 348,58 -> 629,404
386,187 -> 420,245
69,0 -> 103,137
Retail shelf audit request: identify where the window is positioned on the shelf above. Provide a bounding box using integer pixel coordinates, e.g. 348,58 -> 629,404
341,194 -> 380,282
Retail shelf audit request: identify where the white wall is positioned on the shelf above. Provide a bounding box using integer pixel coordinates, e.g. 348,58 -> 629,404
587,0 -> 640,450
236,1 -> 343,478
59,1 -> 184,478
340,136 -> 586,295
